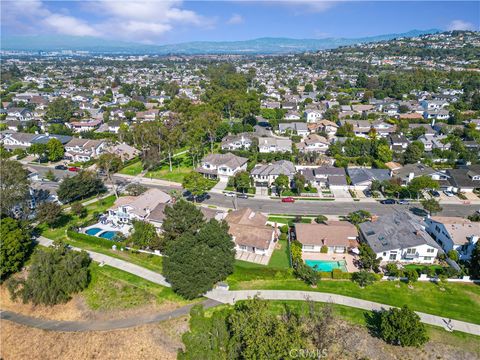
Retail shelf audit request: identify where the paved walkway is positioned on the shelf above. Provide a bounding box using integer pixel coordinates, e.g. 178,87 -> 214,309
0,299 -> 220,332
37,237 -> 170,287
205,289 -> 480,336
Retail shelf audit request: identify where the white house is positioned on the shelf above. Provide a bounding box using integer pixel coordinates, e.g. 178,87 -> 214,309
64,138 -> 106,162
221,133 -> 254,150
196,153 -> 248,181
66,119 -> 102,133
258,137 -> 292,153
284,111 -> 301,121
304,109 -> 323,123
426,216 -> 480,261
278,122 -> 309,137
296,134 -> 329,153
359,210 -> 441,264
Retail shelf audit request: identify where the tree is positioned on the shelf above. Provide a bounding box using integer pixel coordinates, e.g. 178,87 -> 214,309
421,198 -> 442,216
97,153 -> 122,198
304,83 -> 314,92
8,242 -> 91,306
0,158 -> 30,216
347,210 -> 371,225
404,141 -> 424,164
125,183 -> 147,196
70,202 -> 87,218
163,219 -> 235,299
28,143 -> 47,162
274,174 -> 290,196
45,169 -> 57,182
293,172 -> 306,195
377,306 -> 429,347
36,202 -> 63,226
161,200 -> 204,250
182,172 -> 210,202
356,72 -> 368,88
45,97 -> 76,122
447,249 -> 459,261
227,298 -> 306,359
233,171 -> 251,193
129,220 -> 160,249
178,305 -> 229,360
408,175 -> 439,195
57,171 -> 106,204
358,243 -> 381,272
403,268 -> 419,284
469,242 -> 480,279
46,138 -> 64,162
0,218 -> 32,281
375,144 -> 393,163
352,270 -> 377,287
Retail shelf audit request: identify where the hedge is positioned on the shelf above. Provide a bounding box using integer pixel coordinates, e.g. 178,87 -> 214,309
67,229 -> 126,249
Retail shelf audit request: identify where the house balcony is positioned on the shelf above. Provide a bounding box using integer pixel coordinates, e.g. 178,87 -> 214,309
403,252 -> 420,260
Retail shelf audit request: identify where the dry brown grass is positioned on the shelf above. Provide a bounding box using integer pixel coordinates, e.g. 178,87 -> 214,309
1,317 -> 189,360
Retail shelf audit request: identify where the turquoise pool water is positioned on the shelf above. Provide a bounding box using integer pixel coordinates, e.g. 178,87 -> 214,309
98,231 -> 117,240
305,260 -> 347,272
86,228 -> 102,236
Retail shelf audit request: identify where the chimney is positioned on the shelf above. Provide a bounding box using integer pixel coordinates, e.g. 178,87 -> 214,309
371,215 -> 379,222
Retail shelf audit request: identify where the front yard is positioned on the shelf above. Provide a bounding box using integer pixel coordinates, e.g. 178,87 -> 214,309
118,161 -> 143,176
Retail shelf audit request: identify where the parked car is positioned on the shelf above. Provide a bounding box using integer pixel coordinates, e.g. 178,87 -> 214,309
429,190 -> 440,197
54,165 -> 67,170
68,166 -> 80,172
398,199 -> 410,205
237,193 -> 248,199
281,197 -> 295,203
380,199 -> 396,204
443,190 -> 455,197
224,192 -> 236,197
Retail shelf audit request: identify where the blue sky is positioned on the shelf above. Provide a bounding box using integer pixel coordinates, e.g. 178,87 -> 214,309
2,1 -> 479,44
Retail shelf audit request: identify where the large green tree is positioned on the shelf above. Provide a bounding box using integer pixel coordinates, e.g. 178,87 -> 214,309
129,220 -> 161,250
421,198 -> 442,216
36,202 -> 63,226
46,138 -> 65,162
0,158 -> 30,216
163,219 -> 235,299
274,174 -> 290,196
161,200 -> 204,250
358,243 -> 381,272
469,242 -> 480,279
8,242 -> 91,305
233,171 -> 251,193
0,218 -> 32,281
182,171 -> 210,202
97,153 -> 122,198
378,305 -> 429,347
45,97 -> 76,122
57,171 -> 106,204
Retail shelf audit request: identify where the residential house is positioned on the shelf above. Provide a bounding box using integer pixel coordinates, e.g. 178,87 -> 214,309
64,138 -> 106,162
347,168 -> 391,190
1,132 -> 71,151
316,119 -> 339,138
196,153 -> 248,181
147,203 -> 224,229
295,221 -> 358,254
221,133 -> 255,151
426,216 -> 480,261
225,208 -> 276,259
278,122 -> 309,137
67,119 -> 102,133
391,163 -> 450,186
296,134 -> 329,153
106,143 -> 140,161
388,134 -> 410,152
258,137 -> 292,153
299,166 -> 348,189
284,111 -> 301,121
251,160 -> 296,187
446,165 -> 480,193
304,109 -> 323,123
6,107 -> 32,121
107,188 -> 171,225
418,134 -> 451,152
359,210 -> 441,264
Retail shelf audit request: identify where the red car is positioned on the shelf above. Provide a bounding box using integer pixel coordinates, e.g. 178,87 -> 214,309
68,166 -> 80,172
281,197 -> 295,203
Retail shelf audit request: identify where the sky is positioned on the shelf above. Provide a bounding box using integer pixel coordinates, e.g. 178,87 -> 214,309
1,1 -> 479,44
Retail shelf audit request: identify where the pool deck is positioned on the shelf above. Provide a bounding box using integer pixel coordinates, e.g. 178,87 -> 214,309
302,252 -> 359,272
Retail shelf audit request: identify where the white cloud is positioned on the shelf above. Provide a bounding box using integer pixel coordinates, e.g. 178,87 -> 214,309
227,14 -> 244,25
2,0 -> 213,43
447,20 -> 477,31
279,0 -> 337,13
43,14 -> 99,37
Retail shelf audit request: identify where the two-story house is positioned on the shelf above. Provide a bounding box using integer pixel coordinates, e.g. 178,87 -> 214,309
64,138 -> 106,162
258,137 -> 292,153
251,160 -> 296,187
221,133 -> 255,151
296,134 -> 329,153
196,153 -> 248,181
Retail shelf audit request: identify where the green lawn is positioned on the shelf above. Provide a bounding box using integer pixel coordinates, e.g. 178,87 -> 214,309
267,216 -> 313,226
145,166 -> 192,183
230,278 -> 480,324
268,239 -> 291,268
119,161 -> 143,176
83,263 -> 188,311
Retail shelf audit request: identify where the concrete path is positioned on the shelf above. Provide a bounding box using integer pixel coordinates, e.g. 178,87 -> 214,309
205,289 -> 480,336
37,237 -> 170,287
0,299 -> 220,332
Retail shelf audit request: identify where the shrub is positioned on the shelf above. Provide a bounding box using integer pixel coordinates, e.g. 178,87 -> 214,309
294,262 -> 319,286
320,245 -> 328,253
315,215 -> 328,224
278,233 -> 287,241
280,225 -> 289,234
403,268 -> 419,284
352,270 -> 378,287
385,263 -> 401,277
447,249 -> 459,261
290,240 -> 303,267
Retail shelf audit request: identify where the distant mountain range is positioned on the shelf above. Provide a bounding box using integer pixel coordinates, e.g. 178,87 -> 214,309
2,29 -> 441,55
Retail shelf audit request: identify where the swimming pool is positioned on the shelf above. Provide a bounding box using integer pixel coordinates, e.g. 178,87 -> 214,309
85,227 -> 102,236
98,231 -> 118,240
305,260 -> 347,272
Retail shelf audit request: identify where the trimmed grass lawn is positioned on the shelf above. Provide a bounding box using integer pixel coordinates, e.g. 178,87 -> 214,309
267,216 -> 313,226
268,239 -> 290,268
119,161 -> 143,176
145,166 -> 192,183
83,263 -> 188,311
229,278 -> 480,324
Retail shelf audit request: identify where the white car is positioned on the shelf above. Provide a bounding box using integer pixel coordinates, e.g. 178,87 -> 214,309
224,192 -> 236,197
443,190 -> 455,197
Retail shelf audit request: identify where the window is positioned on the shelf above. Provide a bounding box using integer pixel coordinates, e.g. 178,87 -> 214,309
389,253 -> 397,261
406,248 -> 416,254
383,252 -> 387,257
427,248 -> 435,253
303,245 -> 315,251
423,257 -> 432,261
